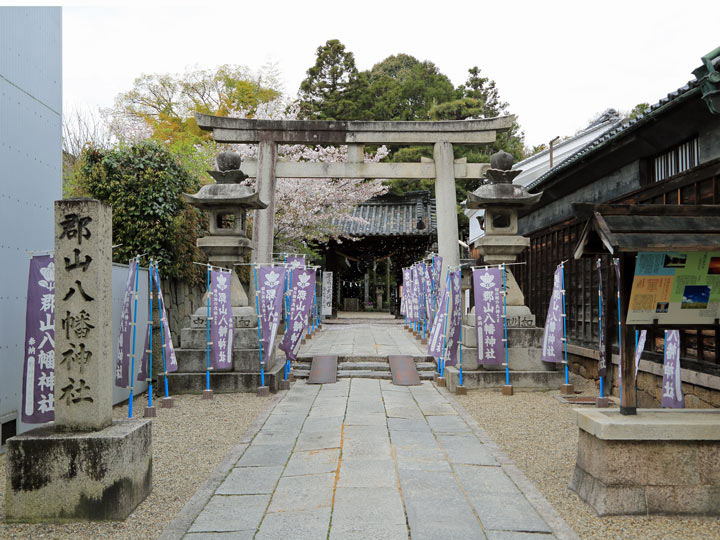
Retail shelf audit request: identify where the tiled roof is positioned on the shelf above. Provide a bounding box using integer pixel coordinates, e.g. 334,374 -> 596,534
527,80 -> 702,191
335,191 -> 436,237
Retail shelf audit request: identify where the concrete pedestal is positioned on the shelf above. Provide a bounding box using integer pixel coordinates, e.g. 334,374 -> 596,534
160,397 -> 174,409
257,386 -> 270,397
436,377 -> 446,388
445,366 -> 564,391
561,384 -> 574,395
143,406 -> 157,418
502,385 -> 514,396
202,389 -> 213,400
279,380 -> 290,391
570,409 -> 720,515
455,386 -> 468,395
5,420 -> 152,522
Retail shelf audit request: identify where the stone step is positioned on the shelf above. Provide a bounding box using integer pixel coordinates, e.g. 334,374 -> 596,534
459,345 -> 557,372
174,347 -> 273,372
166,360 -> 284,394
292,369 -> 435,380
337,361 -> 436,371
296,355 -> 433,363
180,327 -> 261,349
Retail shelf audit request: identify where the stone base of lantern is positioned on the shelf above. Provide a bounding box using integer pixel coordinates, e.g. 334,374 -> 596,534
571,409 -> 720,515
5,420 -> 152,522
445,366 -> 564,392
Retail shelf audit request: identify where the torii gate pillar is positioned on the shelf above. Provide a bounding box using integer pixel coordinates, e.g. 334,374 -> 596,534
252,138 -> 277,266
433,141 -> 460,283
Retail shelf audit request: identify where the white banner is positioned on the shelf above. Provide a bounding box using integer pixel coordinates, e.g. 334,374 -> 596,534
322,271 -> 333,316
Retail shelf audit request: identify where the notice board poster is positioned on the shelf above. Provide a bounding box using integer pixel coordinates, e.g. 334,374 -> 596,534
627,251 -> 720,324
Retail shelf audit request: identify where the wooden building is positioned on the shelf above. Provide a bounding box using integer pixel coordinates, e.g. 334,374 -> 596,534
513,60 -> 720,407
321,191 -> 436,314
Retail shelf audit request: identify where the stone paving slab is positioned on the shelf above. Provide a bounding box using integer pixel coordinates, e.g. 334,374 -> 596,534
168,377 -> 576,540
188,494 -> 269,533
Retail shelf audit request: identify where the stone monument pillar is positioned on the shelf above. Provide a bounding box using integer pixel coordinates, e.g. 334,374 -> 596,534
5,198 -> 152,522
54,199 -> 113,431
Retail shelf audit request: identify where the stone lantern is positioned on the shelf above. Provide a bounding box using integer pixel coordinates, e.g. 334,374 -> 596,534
466,150 -> 542,319
183,151 -> 267,324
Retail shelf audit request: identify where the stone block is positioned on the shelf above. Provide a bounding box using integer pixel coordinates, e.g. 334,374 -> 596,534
54,198 -> 113,432
569,465 -> 647,515
5,420 -> 151,521
166,360 -> 283,394
645,485 -> 720,514
181,327 -> 259,349
174,348 -> 266,372
445,367 -> 563,392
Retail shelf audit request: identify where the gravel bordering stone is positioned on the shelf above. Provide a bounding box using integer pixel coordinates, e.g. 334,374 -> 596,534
455,374 -> 720,540
0,392 -> 272,539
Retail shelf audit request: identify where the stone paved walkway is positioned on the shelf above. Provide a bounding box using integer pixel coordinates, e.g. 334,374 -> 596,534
299,323 -> 428,358
178,379 -> 567,540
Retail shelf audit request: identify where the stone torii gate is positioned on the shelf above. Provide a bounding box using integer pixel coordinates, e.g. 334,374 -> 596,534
196,114 -> 515,282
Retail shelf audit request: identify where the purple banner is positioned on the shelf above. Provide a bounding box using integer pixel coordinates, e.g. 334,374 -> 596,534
413,264 -> 423,321
428,276 -> 449,358
137,324 -> 151,382
661,330 -> 684,408
257,265 -> 286,364
400,268 -> 410,316
596,260 -> 607,378
115,260 -> 137,387
473,268 -> 504,366
154,267 -> 177,373
635,329 -> 646,377
420,263 -> 433,322
286,255 -> 305,270
210,268 -> 234,370
22,255 -> 55,424
431,255 -> 442,310
406,267 -> 416,322
444,270 -> 462,367
279,267 -> 316,361
542,265 -> 563,363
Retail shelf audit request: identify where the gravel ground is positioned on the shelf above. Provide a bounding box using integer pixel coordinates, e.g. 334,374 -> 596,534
455,373 -> 720,540
0,392 -> 272,539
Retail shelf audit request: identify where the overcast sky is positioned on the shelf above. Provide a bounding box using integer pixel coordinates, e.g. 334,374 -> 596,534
55,0 -> 720,148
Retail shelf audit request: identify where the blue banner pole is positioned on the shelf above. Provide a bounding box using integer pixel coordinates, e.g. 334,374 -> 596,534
128,255 -> 141,418
147,260 -> 154,410
614,258 -> 622,401
597,259 -> 604,398
205,264 -> 211,392
459,322 -> 464,388
502,264 -> 510,387
154,263 -> 170,399
560,262 -> 569,386
253,266 -> 266,388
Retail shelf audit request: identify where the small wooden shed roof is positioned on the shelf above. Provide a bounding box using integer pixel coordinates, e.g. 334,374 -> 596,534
572,203 -> 720,258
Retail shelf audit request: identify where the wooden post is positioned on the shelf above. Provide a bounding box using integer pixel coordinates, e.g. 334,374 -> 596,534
619,252 -> 637,415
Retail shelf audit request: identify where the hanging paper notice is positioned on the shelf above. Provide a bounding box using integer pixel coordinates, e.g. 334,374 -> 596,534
473,268 -> 504,366
22,255 -> 56,424
628,251 -> 720,325
661,330 -> 684,408
210,268 -> 234,370
542,265 -> 564,363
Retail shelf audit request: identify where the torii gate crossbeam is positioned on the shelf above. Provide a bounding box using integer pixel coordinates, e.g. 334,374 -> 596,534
196,114 -> 515,283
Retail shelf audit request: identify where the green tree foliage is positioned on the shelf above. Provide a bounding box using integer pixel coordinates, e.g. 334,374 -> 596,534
627,102 -> 650,120
298,44 -> 526,239
110,65 -> 281,181
74,141 -> 206,284
298,39 -> 363,120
